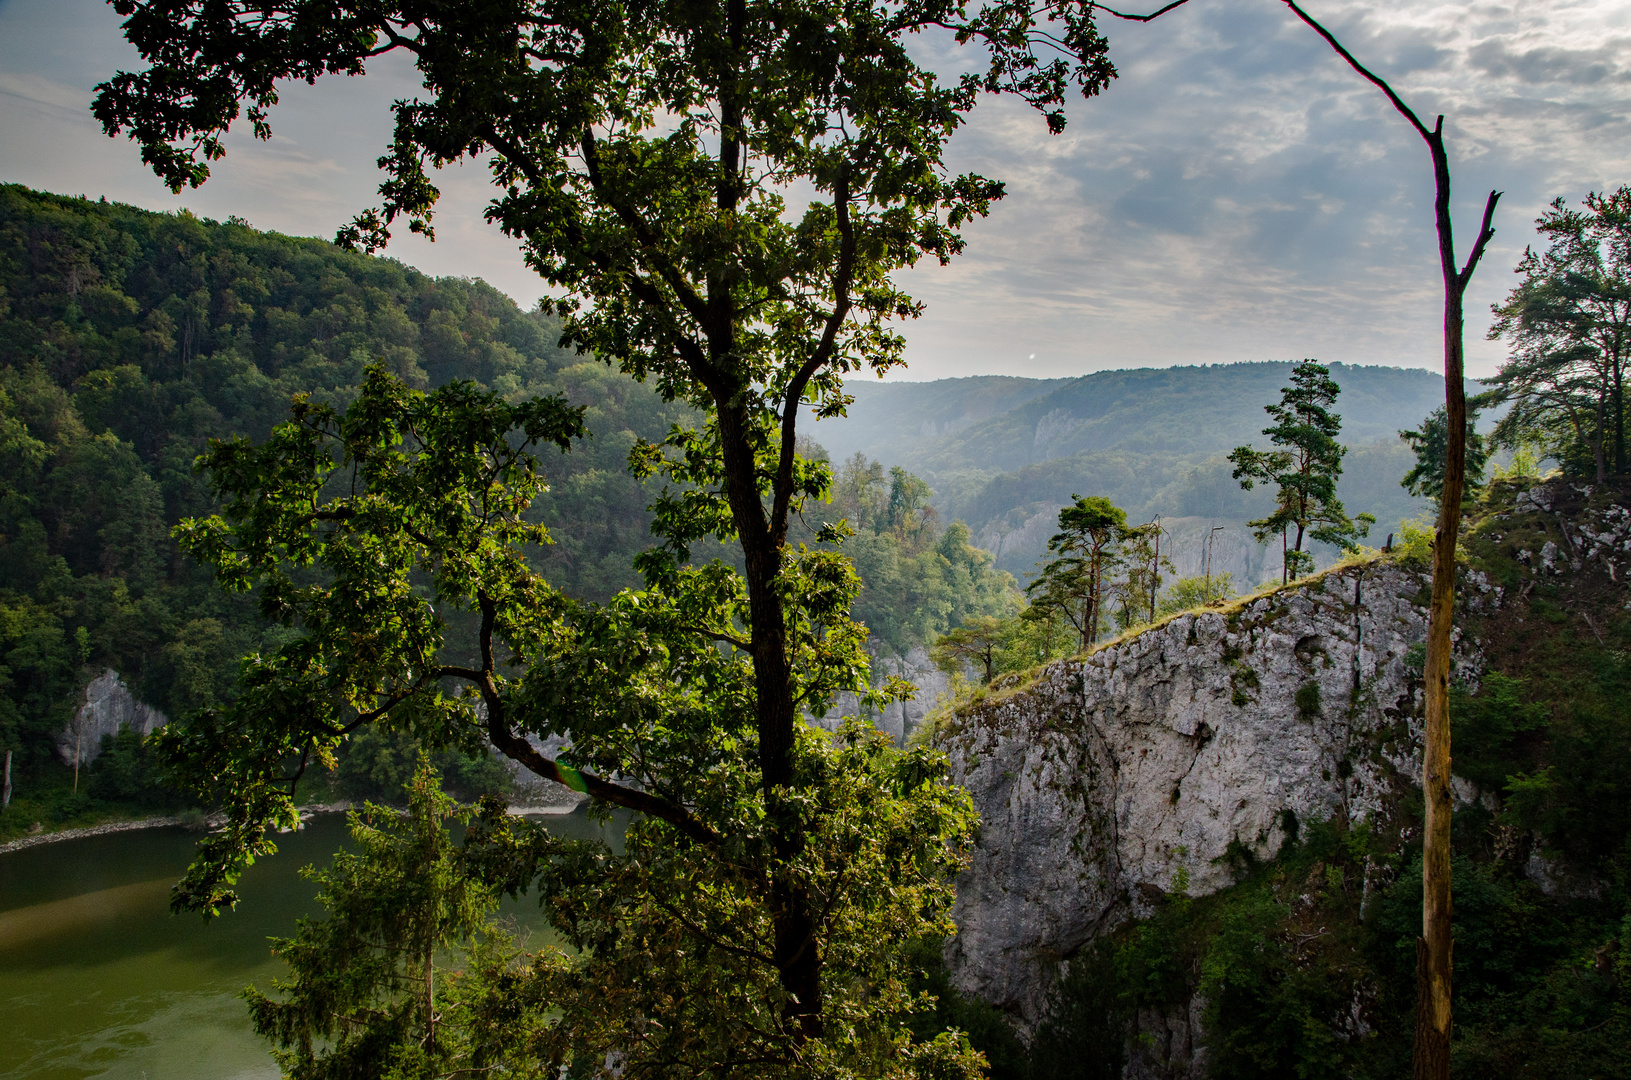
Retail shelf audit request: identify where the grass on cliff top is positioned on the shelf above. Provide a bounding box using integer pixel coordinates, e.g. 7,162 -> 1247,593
925,550 -> 1397,735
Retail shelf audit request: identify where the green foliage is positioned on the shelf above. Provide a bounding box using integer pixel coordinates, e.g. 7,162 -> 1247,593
931,616 -> 1007,686
1026,495 -> 1130,652
334,727 -> 514,804
1294,682 -> 1321,721
1157,573 -> 1237,617
1488,443 -> 1548,482
0,184 -> 661,816
1457,640 -> 1631,868
1011,809 -> 1629,1080
820,454 -> 1021,656
464,720 -> 984,1080
1230,360 -> 1374,583
905,938 -> 1031,1080
1400,404 -> 1490,501
245,759 -> 536,1080
1448,673 -> 1549,794
159,366 -> 984,1076
86,726 -> 184,808
1487,187 -> 1631,480
1108,522 -> 1173,631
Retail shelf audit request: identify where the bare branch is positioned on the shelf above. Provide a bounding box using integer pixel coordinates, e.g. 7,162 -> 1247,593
772,169 -> 853,536
1278,0 -> 1433,142
1088,0 -> 1196,22
1460,188 -> 1504,288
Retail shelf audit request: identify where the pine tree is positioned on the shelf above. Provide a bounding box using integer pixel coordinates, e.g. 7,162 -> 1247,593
1025,496 -> 1128,652
1229,360 -> 1373,583
1400,404 -> 1489,501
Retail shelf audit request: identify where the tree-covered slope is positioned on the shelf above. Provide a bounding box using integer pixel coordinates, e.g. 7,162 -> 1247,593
818,363 -> 1449,475
805,375 -> 1070,464
0,185 -> 1017,826
0,184 -> 683,791
806,364 -> 1455,582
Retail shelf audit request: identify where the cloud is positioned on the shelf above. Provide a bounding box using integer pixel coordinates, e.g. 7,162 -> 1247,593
2,0 -> 1628,382
1468,38 -> 1629,86
888,0 -> 1631,379
0,71 -> 87,112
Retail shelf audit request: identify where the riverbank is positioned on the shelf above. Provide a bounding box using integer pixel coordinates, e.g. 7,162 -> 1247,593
0,798 -> 586,856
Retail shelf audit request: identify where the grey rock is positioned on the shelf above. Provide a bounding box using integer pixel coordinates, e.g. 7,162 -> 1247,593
57,670 -> 168,766
813,645 -> 952,746
937,563 -> 1431,1025
937,487 -> 1629,1053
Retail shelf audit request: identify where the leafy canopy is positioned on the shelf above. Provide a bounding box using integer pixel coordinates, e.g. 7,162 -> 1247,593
95,0 -> 1120,1069
1025,495 -> 1128,652
1400,404 -> 1489,503
1487,188 -> 1631,481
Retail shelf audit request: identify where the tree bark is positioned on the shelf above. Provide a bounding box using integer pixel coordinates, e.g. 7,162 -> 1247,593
1414,122 -> 1499,1080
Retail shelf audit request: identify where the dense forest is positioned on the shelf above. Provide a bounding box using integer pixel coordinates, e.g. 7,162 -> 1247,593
0,185 -> 1012,830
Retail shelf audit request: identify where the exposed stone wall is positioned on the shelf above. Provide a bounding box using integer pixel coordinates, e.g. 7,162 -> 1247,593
811,645 -> 953,746
55,670 -> 168,766
935,479 -> 1630,1061
935,560 -> 1446,1024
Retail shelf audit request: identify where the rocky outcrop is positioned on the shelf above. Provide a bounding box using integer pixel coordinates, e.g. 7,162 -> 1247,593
812,645 -> 953,746
937,479 -> 1630,1044
56,670 -> 168,766
937,560 -> 1444,1024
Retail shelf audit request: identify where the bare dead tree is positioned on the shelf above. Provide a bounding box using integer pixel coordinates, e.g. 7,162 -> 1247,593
1089,3 -> 1500,1074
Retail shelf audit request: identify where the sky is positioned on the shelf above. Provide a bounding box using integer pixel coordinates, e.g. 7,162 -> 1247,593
1,0 -> 1627,381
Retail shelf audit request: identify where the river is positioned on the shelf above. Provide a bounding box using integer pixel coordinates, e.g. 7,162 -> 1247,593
0,810 -> 622,1080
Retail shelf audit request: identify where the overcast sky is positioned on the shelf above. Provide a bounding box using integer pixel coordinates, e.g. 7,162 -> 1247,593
2,0 -> 1627,381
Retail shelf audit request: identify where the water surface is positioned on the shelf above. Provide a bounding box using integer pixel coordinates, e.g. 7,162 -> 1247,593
0,810 -> 617,1080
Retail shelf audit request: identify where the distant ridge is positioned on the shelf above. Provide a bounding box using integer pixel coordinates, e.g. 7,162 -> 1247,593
811,362 -> 1452,474
806,361 -> 1463,583
805,374 -> 1069,464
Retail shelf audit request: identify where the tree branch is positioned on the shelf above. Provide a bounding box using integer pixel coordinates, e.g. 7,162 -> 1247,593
448,596 -> 721,847
483,127 -> 712,374
482,716 -> 721,848
1278,0 -> 1433,142
1088,0 -> 1196,22
579,128 -> 711,328
682,625 -> 752,649
771,169 -> 853,536
1459,188 -> 1504,289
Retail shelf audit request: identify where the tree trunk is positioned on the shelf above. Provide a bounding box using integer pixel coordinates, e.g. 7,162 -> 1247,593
714,396 -> 825,1039
1613,354 -> 1624,475
1593,397 -> 1609,482
1413,123 -> 1498,1080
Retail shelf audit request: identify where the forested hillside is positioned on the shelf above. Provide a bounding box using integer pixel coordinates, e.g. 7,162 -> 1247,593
0,185 -> 1014,823
809,365 -> 1456,581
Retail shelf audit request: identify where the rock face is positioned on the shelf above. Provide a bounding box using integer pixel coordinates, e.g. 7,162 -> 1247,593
56,670 -> 168,766
813,645 -> 953,746
937,561 -> 1444,1025
938,481 -> 1631,1047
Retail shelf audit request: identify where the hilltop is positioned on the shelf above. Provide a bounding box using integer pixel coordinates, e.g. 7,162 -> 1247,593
809,364 -> 1459,582
930,476 -> 1631,1078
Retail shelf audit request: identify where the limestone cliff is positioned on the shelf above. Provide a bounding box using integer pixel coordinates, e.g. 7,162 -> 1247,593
813,645 -> 953,746
935,480 -> 1630,1031
55,670 -> 168,767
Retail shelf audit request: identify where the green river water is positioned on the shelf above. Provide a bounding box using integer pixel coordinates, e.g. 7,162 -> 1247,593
0,811 -> 617,1080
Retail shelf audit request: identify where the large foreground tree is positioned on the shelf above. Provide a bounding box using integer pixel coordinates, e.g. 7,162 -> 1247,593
94,0 -> 1118,1072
